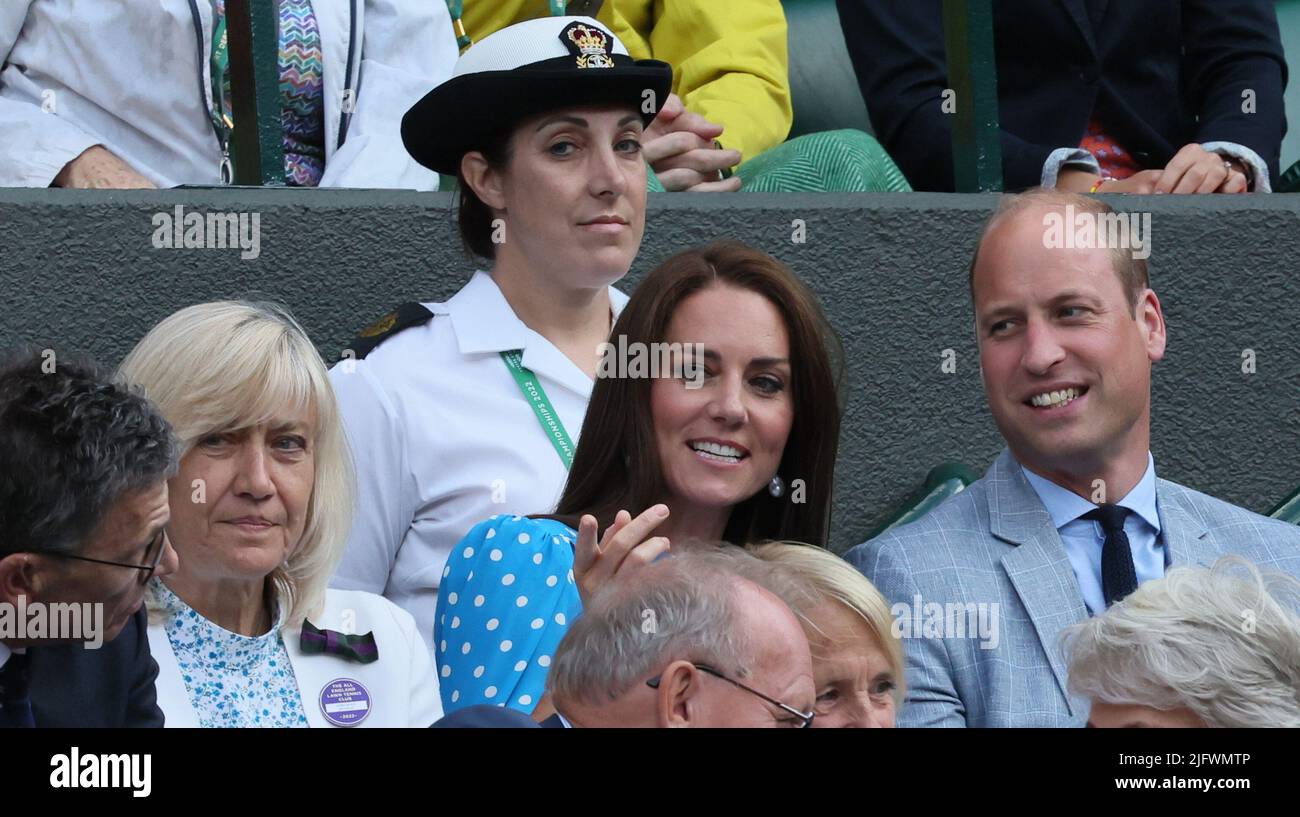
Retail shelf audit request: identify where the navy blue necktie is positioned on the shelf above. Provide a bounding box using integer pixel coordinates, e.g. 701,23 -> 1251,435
1083,504 -> 1138,607
0,652 -> 36,728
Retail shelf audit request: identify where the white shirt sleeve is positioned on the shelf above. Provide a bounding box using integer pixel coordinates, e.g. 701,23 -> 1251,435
0,1 -> 103,187
1040,147 -> 1101,188
317,0 -> 457,190
329,361 -> 411,595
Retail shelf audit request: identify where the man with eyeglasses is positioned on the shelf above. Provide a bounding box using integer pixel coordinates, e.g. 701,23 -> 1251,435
434,547 -> 816,728
0,349 -> 180,727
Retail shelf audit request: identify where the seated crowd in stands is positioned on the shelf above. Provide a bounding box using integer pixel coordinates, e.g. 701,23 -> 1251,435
1,8 -> 1299,730
3,1 -> 1291,192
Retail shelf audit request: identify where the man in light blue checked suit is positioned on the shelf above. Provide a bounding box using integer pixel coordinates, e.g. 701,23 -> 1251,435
846,188 -> 1300,728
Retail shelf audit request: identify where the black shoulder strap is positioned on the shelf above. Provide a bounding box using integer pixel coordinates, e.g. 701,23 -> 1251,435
348,302 -> 435,360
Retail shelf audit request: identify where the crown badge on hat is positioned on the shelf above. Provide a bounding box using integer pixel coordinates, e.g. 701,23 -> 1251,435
561,21 -> 615,69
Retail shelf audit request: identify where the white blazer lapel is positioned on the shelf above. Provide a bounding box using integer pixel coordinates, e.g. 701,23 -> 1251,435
986,451 -> 1088,713
146,618 -> 200,728
282,621 -> 332,728
283,593 -> 395,729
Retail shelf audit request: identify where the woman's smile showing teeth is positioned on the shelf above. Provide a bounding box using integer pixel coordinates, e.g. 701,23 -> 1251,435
688,439 -> 749,465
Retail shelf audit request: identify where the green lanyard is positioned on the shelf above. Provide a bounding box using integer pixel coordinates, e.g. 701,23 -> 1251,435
549,0 -> 567,15
500,351 -> 575,470
209,7 -> 234,182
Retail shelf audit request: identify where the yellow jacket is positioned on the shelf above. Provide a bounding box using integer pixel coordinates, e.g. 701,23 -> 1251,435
460,1 -> 792,163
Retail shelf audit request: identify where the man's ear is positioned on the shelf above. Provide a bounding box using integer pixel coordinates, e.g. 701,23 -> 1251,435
1137,288 -> 1167,363
0,552 -> 41,607
460,150 -> 507,211
656,660 -> 701,728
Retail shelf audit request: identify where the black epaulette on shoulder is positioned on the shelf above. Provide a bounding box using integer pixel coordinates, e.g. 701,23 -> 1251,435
348,302 -> 435,360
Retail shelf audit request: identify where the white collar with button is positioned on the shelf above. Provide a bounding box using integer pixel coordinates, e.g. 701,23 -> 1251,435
435,269 -> 629,398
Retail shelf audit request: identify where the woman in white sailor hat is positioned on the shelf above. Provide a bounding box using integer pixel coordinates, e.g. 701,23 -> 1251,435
326,16 -> 671,655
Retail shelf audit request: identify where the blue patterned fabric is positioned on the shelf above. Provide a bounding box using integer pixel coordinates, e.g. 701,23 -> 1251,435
153,580 -> 309,728
434,515 -> 582,714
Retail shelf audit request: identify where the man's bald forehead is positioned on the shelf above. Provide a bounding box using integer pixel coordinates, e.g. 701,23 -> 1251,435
968,188 -> 1149,309
730,577 -> 805,656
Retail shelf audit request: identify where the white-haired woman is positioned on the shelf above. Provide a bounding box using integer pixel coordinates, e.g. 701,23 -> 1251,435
1064,556 -> 1300,728
119,301 -> 440,728
749,542 -> 904,728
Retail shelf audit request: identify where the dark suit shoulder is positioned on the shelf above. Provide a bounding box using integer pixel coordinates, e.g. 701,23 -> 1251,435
346,302 -> 435,361
29,608 -> 162,728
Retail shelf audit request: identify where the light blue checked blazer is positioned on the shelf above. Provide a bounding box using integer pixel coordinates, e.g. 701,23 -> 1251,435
846,449 -> 1300,728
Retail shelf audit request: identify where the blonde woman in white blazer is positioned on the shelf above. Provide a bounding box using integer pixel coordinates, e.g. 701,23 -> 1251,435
119,300 -> 441,728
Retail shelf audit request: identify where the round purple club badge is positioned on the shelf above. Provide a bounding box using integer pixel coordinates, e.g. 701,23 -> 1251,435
319,678 -> 372,727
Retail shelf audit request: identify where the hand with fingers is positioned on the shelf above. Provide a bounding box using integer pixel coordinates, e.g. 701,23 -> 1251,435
572,505 -> 672,606
643,93 -> 742,192
1154,144 -> 1249,194
54,145 -> 157,189
1098,169 -> 1165,194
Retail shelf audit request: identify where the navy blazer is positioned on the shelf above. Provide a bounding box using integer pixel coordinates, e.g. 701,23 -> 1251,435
28,608 -> 164,727
836,0 -> 1288,190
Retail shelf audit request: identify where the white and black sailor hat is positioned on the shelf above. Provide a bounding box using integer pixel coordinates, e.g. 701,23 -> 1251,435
402,16 -> 674,176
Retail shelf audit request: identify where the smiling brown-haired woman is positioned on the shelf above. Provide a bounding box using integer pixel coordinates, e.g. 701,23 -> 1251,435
433,240 -> 844,715
556,239 -> 843,546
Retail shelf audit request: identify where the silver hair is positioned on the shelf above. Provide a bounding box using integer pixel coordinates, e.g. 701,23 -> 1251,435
1063,555 -> 1300,727
546,547 -> 775,706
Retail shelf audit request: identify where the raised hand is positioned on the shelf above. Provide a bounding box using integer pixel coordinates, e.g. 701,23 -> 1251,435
572,505 -> 671,605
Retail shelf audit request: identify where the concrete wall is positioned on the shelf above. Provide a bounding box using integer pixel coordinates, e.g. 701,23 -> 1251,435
2,189 -> 1297,552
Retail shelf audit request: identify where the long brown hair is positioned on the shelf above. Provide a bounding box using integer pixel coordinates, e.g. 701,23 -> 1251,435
547,241 -> 844,547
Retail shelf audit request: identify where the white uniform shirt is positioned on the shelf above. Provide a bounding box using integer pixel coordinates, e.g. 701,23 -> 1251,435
328,270 -> 628,652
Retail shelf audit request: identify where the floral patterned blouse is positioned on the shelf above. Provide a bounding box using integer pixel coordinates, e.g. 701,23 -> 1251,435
152,580 -> 309,728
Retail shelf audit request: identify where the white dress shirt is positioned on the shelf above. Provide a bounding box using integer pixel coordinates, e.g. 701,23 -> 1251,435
329,270 -> 629,653
0,640 -> 11,670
